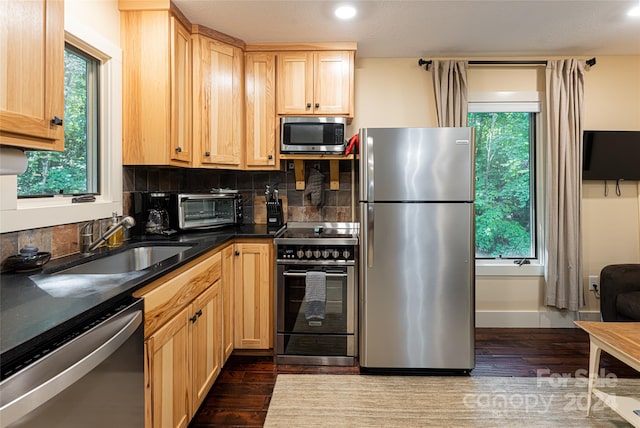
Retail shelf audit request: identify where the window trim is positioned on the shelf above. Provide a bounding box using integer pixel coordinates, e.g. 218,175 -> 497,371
18,43 -> 101,198
469,92 -> 545,277
0,20 -> 122,233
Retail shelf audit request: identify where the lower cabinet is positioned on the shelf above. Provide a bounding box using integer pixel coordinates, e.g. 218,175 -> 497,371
234,241 -> 273,350
221,244 -> 235,361
137,250 -> 223,428
137,239 -> 273,428
190,281 -> 222,414
146,282 -> 221,428
146,307 -> 190,428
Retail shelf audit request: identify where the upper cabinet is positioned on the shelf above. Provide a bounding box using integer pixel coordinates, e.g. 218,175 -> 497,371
244,52 -> 277,169
119,2 -> 192,166
119,0 -> 357,168
0,0 -> 64,151
276,50 -> 354,117
192,27 -> 244,169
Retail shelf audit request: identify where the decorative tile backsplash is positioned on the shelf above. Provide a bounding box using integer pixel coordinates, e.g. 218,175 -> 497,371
1,161 -> 357,263
0,219 -> 120,269
123,161 -> 356,224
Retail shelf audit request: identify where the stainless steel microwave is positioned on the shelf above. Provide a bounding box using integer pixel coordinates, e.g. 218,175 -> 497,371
169,192 -> 243,230
280,117 -> 346,154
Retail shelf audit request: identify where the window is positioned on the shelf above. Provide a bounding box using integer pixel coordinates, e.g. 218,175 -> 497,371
0,17 -> 122,234
469,103 -> 539,261
18,44 -> 99,197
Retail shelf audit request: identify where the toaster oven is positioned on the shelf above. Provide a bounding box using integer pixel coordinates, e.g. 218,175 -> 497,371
169,192 -> 243,230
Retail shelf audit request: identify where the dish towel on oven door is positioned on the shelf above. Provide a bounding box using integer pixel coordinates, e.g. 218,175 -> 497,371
305,271 -> 327,325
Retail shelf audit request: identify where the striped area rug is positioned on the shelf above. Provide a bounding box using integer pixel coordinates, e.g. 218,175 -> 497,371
265,374 -> 640,427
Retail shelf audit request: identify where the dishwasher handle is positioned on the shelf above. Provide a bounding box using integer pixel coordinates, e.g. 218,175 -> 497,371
0,303 -> 142,427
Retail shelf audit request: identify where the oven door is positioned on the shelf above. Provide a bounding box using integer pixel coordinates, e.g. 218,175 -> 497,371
276,264 -> 356,357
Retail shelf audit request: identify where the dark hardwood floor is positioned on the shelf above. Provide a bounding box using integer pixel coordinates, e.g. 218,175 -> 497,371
189,328 -> 640,427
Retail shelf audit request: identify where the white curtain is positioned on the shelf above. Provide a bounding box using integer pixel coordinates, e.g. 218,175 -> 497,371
431,60 -> 469,127
544,59 -> 586,311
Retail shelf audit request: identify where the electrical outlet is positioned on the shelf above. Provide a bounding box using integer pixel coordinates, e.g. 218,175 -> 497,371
588,275 -> 599,291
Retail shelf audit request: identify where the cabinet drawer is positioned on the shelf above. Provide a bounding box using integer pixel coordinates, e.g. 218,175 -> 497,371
136,251 -> 221,337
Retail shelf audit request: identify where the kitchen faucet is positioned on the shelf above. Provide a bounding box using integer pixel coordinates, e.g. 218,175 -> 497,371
80,216 -> 136,255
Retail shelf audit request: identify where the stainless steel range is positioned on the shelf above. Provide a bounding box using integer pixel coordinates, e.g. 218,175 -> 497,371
274,222 -> 358,366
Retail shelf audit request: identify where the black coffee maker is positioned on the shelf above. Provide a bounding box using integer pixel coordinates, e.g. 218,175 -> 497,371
131,192 -> 174,236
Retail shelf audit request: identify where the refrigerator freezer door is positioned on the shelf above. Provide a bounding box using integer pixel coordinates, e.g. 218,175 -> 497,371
360,201 -> 475,370
360,127 -> 475,202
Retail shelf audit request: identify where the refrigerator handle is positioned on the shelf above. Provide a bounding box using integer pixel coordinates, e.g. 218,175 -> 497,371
367,204 -> 374,268
366,134 -> 374,201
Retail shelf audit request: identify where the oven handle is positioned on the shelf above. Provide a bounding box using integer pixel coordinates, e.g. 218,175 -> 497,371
283,271 -> 347,278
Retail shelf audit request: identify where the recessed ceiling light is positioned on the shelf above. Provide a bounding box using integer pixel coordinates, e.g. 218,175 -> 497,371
335,5 -> 357,20
629,0 -> 640,16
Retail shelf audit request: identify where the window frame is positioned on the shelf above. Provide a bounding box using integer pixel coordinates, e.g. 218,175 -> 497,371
0,20 -> 122,233
18,43 -> 101,198
469,92 -> 545,276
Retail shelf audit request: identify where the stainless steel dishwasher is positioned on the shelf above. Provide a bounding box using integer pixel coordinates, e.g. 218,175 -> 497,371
0,298 -> 144,428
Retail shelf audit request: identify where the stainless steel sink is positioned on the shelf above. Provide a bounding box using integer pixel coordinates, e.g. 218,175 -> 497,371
54,245 -> 193,275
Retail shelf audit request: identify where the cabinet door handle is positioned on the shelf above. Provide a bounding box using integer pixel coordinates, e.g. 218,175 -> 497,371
50,116 -> 63,126
315,103 -> 319,108
189,314 -> 197,323
268,154 -> 273,160
306,103 -> 312,109
234,251 -> 240,256
205,151 -> 211,157
175,147 -> 182,153
196,309 -> 202,318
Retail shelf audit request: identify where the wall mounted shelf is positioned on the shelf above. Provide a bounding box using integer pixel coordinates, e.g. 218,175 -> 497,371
282,155 -> 356,191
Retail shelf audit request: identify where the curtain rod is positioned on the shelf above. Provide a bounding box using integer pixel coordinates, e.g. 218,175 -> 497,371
418,58 -> 596,71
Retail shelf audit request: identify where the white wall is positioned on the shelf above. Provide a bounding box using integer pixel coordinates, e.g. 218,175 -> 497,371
65,0 -> 120,46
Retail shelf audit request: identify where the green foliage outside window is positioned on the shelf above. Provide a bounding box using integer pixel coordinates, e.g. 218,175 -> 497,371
470,112 -> 534,258
18,46 -> 96,196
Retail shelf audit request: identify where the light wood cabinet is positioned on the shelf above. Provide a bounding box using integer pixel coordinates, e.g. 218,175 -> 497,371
190,280 -> 222,415
146,307 -> 190,428
234,241 -> 273,349
192,28 -> 244,169
221,244 -> 235,362
119,4 -> 192,166
244,52 -> 277,169
0,0 -> 64,151
145,282 -> 222,428
135,250 -> 222,428
276,51 -> 354,116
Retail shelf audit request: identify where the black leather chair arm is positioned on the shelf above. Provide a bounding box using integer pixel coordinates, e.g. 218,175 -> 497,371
599,264 -> 640,321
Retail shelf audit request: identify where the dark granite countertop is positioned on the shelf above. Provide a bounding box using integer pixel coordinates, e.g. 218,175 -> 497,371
0,224 -> 284,371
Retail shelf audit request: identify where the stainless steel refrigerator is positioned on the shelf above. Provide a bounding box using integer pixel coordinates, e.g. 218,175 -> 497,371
359,127 -> 475,372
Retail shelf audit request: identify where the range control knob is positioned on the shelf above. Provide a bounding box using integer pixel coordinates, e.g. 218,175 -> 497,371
305,249 -> 313,259
313,249 -> 321,259
342,250 -> 351,259
297,249 -> 305,259
332,250 -> 340,259
322,249 -> 330,258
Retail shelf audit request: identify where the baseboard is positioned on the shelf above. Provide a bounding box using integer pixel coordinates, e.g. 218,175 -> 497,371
476,310 -> 601,328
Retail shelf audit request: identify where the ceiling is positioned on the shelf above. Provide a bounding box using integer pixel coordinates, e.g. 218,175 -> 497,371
173,0 -> 640,58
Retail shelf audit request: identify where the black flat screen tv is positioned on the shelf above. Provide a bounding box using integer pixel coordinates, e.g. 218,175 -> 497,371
582,130 -> 640,180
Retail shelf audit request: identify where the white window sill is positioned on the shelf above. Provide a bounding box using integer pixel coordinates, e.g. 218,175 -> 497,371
476,261 -> 544,276
1,197 -> 120,233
